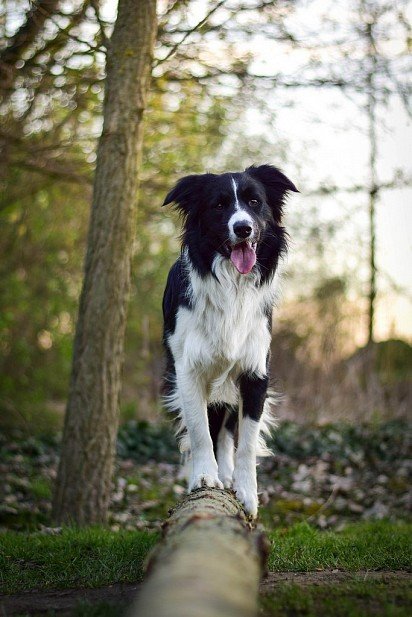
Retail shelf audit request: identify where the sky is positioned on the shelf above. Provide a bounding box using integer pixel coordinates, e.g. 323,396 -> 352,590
263,86 -> 412,340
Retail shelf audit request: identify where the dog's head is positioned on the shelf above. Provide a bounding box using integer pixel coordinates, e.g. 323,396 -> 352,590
163,164 -> 298,275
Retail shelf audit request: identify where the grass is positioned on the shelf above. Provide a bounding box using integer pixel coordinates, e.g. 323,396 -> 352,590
269,520 -> 412,572
260,579 -> 412,617
0,527 -> 158,595
1,521 -> 410,597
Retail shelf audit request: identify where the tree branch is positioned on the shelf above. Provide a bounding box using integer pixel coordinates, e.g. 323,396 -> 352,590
155,0 -> 227,67
0,0 -> 61,89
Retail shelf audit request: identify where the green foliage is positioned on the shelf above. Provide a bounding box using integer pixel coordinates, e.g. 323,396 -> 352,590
0,528 -> 158,594
117,420 -> 179,463
115,418 -> 410,466
374,339 -> 412,383
268,521 -> 412,572
0,180 -> 88,413
269,419 -> 409,462
3,418 -> 410,532
29,478 -> 52,501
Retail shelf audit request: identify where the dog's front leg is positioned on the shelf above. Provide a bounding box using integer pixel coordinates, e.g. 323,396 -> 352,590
233,372 -> 268,517
176,365 -> 223,491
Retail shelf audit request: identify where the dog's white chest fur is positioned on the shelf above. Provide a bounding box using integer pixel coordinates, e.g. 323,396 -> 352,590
167,252 -> 279,403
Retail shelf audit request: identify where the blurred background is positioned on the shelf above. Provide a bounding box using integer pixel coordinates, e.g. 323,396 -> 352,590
1,0 -> 411,434
1,0 -> 412,529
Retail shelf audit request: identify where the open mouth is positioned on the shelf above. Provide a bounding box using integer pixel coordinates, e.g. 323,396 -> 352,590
225,240 -> 257,275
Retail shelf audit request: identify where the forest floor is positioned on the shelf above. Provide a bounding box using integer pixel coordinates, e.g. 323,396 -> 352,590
0,419 -> 411,615
1,521 -> 411,616
1,571 -> 411,616
1,419 -> 410,533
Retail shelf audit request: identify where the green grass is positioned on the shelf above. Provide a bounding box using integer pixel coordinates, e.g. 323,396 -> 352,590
1,521 -> 410,597
261,579 -> 412,617
269,520 -> 412,572
0,527 -> 158,594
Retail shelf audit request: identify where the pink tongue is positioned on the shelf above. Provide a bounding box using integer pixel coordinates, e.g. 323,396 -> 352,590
230,243 -> 256,274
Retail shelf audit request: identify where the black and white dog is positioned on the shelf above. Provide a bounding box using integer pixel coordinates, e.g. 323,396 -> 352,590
162,164 -> 298,517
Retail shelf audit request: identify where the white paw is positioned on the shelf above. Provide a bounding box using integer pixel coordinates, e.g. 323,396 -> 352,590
217,429 -> 234,489
218,473 -> 233,489
189,473 -> 224,491
218,456 -> 234,488
234,483 -> 258,517
233,468 -> 258,517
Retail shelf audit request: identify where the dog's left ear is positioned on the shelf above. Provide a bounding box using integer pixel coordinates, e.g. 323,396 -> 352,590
246,164 -> 298,223
162,173 -> 216,214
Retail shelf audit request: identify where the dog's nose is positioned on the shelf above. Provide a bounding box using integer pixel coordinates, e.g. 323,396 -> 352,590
234,222 -> 252,238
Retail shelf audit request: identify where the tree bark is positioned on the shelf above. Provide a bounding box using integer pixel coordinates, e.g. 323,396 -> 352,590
130,488 -> 268,617
52,0 -> 157,525
366,19 -> 378,345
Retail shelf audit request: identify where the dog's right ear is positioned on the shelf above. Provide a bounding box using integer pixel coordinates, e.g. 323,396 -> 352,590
162,173 -> 216,212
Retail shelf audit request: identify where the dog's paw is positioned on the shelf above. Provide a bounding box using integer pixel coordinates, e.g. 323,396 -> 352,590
218,459 -> 234,488
234,484 -> 258,518
189,473 -> 224,491
219,474 -> 233,489
233,469 -> 258,517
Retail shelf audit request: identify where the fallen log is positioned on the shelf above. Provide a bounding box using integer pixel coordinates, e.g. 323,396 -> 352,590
130,487 -> 268,617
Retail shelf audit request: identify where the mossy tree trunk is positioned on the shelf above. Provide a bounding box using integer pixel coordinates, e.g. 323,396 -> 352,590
130,488 -> 267,617
52,0 -> 157,525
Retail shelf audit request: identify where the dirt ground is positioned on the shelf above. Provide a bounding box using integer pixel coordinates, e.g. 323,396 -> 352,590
1,571 -> 411,616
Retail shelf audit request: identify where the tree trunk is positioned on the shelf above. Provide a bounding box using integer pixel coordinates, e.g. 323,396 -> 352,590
130,488 -> 268,617
52,0 -> 157,525
366,18 -> 378,345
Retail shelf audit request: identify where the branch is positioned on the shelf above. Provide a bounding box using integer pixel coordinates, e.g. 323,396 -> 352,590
154,0 -> 227,67
306,176 -> 412,197
0,0 -> 60,65
0,0 -> 61,90
14,159 -> 92,185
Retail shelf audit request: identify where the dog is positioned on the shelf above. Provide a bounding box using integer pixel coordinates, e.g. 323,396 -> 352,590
161,164 -> 298,516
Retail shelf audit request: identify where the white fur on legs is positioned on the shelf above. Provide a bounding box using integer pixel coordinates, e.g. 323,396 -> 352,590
175,364 -> 223,491
233,416 -> 260,517
217,425 -> 235,488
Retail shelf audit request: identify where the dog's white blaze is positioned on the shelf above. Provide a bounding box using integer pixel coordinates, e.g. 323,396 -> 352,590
231,176 -> 240,211
229,176 -> 254,242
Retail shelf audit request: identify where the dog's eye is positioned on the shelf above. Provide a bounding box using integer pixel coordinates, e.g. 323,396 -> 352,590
215,203 -> 223,210
249,199 -> 259,207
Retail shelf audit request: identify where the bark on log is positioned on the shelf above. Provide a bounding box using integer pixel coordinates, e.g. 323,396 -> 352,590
130,488 -> 268,617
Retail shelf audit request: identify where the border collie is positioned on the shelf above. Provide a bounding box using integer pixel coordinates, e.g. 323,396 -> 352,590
162,164 -> 298,517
